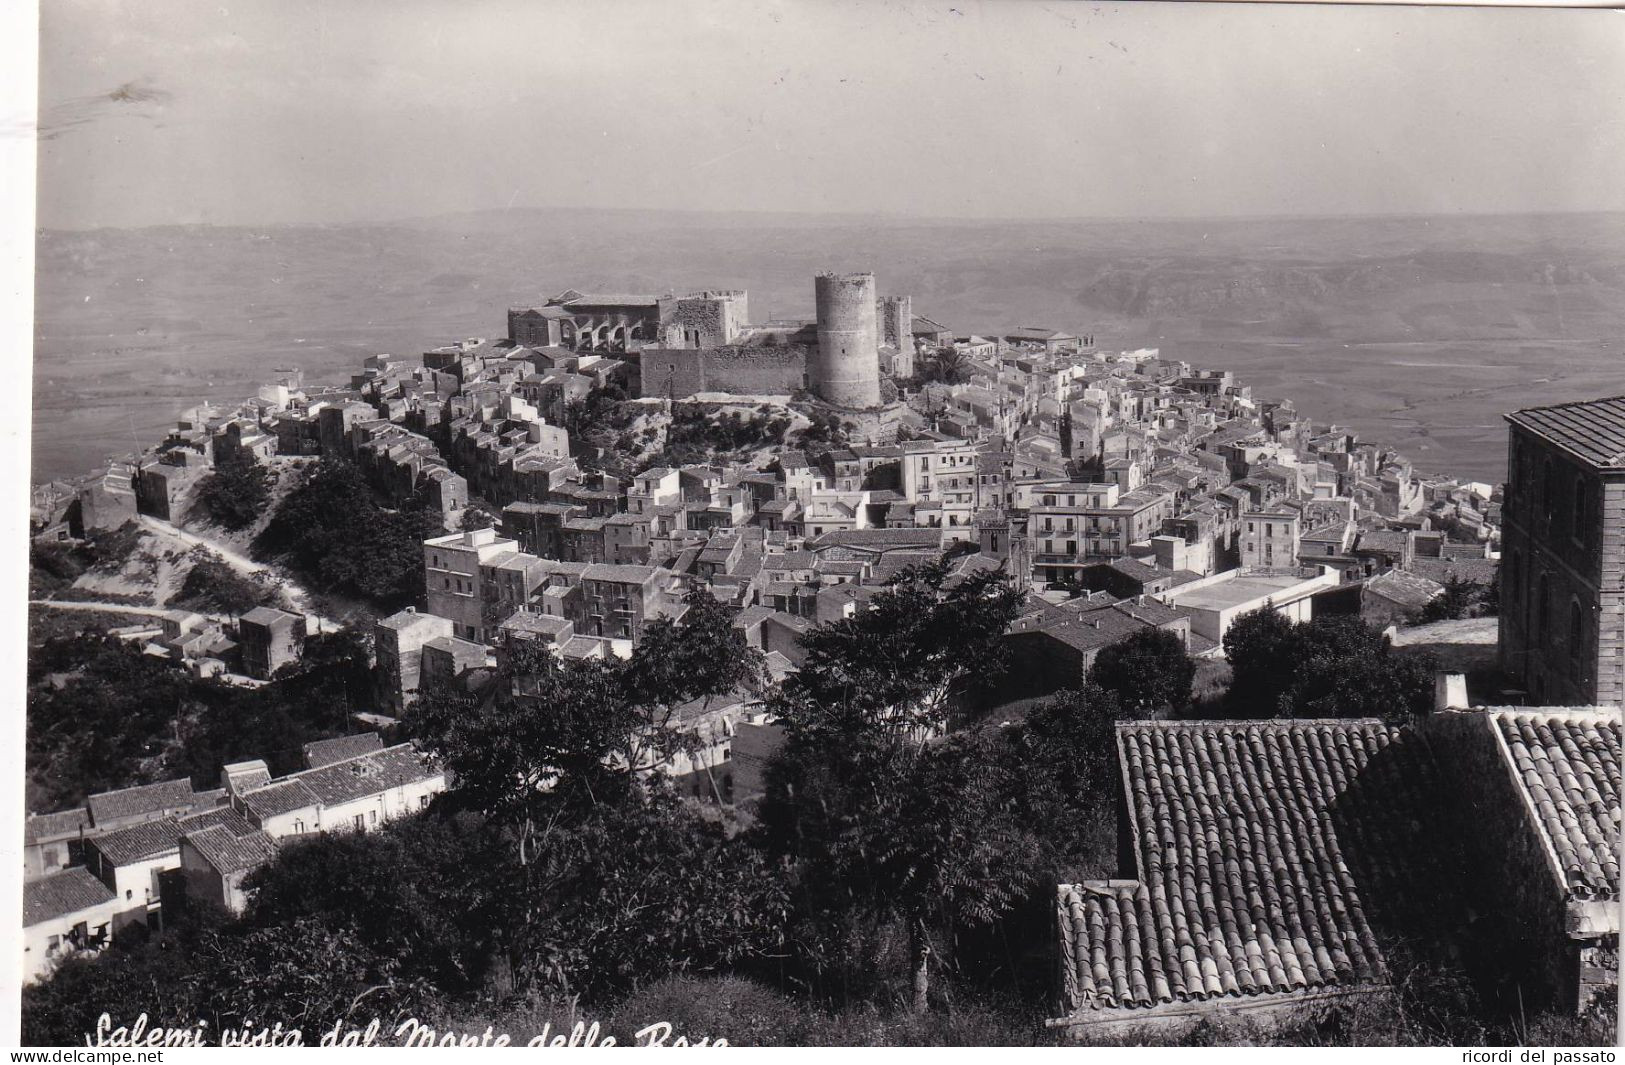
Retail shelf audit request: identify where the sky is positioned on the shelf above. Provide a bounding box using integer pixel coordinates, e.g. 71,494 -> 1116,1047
32,0 -> 1625,229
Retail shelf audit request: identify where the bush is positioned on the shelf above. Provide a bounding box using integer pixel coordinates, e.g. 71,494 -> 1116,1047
174,555 -> 287,615
607,976 -> 817,1046
255,461 -> 441,609
197,449 -> 274,531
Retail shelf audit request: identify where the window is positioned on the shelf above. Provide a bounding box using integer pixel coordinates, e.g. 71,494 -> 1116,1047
293,819 -> 305,834
369,810 -> 379,825
1570,601 -> 1585,662
354,814 -> 365,831
420,795 -> 430,809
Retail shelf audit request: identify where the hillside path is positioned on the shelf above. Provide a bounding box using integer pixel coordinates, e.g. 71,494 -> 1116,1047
134,514 -> 340,632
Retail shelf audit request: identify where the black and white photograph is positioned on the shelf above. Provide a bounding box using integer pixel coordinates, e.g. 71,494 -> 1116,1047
6,0 -> 1623,1049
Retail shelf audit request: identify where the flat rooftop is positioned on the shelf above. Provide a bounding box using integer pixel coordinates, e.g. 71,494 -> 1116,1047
1165,571 -> 1325,612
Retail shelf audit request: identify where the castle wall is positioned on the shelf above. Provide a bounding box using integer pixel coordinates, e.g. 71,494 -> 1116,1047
638,345 -> 808,399
663,292 -> 749,349
876,294 -> 912,352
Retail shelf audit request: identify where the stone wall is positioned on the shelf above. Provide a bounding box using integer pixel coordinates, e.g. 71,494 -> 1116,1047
876,295 -> 912,351
638,345 -> 808,399
662,291 -> 748,349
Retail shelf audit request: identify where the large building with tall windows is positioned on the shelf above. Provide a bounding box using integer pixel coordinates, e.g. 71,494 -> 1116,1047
1498,396 -> 1625,706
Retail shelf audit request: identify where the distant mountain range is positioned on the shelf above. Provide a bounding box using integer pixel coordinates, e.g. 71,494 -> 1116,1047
32,208 -> 1625,483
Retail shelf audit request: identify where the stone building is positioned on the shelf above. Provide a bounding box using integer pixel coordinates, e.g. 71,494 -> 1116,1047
1499,396 -> 1625,706
1423,705 -> 1621,1015
1238,508 -> 1300,570
236,606 -> 306,680
22,868 -> 120,984
374,608 -> 454,714
507,291 -> 665,352
423,526 -> 521,643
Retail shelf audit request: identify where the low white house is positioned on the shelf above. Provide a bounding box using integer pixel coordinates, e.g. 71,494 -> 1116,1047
22,867 -> 120,984
232,743 -> 447,840
1156,565 -> 1341,644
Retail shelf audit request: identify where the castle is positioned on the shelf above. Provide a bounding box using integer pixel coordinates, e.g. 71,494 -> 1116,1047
507,272 -> 917,409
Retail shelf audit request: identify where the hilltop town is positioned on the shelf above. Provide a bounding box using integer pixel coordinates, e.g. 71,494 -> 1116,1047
22,272 -> 1620,1046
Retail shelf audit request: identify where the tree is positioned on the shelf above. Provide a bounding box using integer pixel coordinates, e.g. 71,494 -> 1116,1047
1415,574 -> 1490,624
1221,605 -> 1305,717
925,347 -> 968,385
256,461 -> 443,609
1087,627 -> 1196,717
402,590 -> 786,1002
1000,684 -> 1125,858
773,559 -> 1024,742
1221,608 -> 1436,724
1284,615 -> 1438,722
757,558 -> 1031,1010
174,552 -> 287,615
197,449 -> 275,531
243,810 -> 504,996
407,587 -> 765,856
458,501 -> 500,532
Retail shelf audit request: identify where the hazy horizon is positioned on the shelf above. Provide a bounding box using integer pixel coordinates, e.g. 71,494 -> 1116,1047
35,1 -> 1625,230
35,204 -> 1625,237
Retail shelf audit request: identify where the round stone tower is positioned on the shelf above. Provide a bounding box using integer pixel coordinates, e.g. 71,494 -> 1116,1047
811,271 -> 881,408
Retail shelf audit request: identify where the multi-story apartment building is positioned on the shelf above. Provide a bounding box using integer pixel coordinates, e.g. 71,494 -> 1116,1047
1499,397 -> 1625,706
424,526 -> 521,642
1017,480 -> 1179,584
1239,509 -> 1301,570
576,563 -> 681,642
900,438 -> 980,538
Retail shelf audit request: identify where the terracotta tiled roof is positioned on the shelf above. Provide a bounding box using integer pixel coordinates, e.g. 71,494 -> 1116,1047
1058,719 -> 1443,1019
88,817 -> 183,867
183,824 -> 280,877
302,732 -> 385,770
24,867 -> 116,926
239,778 -> 324,820
86,778 -> 195,827
1492,710 -> 1621,899
25,808 -> 89,844
1505,396 -> 1625,469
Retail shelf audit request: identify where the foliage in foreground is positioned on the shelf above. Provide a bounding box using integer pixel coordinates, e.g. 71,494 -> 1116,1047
21,556 -> 1617,1049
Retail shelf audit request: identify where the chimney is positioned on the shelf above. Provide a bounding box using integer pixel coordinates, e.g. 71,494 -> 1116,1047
1434,672 -> 1470,712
